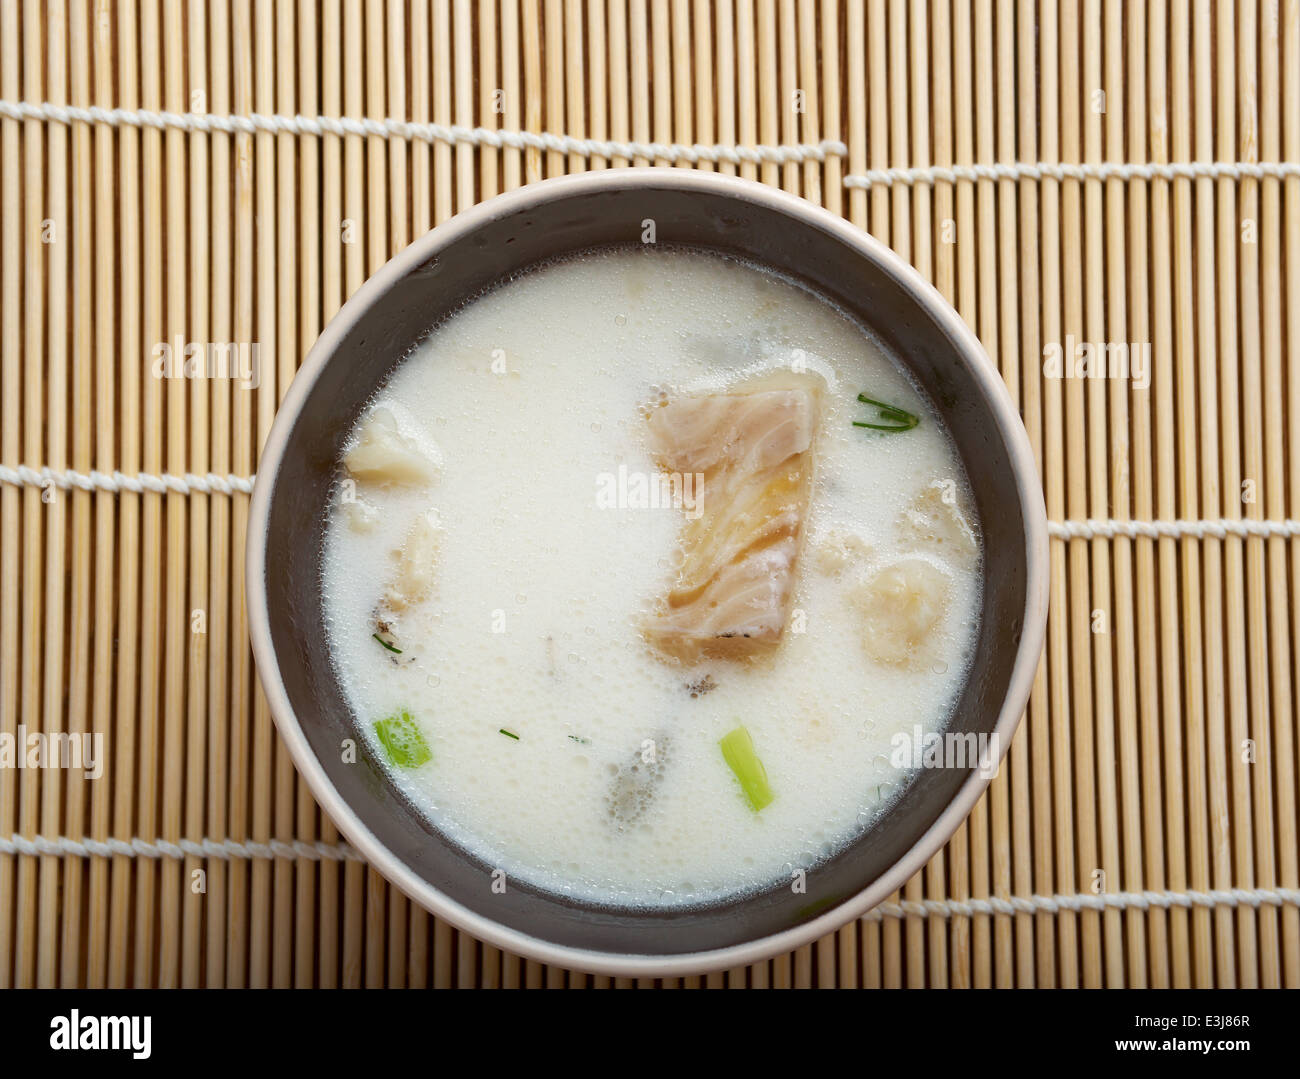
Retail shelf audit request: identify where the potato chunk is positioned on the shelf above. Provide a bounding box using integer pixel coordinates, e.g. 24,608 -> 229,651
850,558 -> 951,668
381,512 -> 441,613
344,407 -> 438,486
896,480 -> 977,567
812,527 -> 873,576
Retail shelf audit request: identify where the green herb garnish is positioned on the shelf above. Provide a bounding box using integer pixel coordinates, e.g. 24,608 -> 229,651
372,632 -> 402,655
568,734 -> 591,745
373,709 -> 431,768
719,725 -> 775,811
852,393 -> 919,432
499,728 -> 520,740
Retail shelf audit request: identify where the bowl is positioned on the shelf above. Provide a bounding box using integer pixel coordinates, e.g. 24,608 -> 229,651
247,168 -> 1049,978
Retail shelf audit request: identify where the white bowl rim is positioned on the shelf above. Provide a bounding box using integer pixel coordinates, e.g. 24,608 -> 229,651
247,167 -> 1050,979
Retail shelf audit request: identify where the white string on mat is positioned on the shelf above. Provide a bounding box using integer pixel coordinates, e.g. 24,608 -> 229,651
0,832 -> 364,863
5,99 -> 1296,185
0,463 -> 255,496
0,99 -> 846,167
1047,518 -> 1300,541
7,464 -> 1300,540
863,885 -> 1300,922
3,833 -> 1296,919
843,159 -> 1300,187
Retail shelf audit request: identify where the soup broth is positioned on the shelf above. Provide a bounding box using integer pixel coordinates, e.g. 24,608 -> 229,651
321,247 -> 983,908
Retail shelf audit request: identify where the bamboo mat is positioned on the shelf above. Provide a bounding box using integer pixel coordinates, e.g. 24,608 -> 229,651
1,0 -> 1298,989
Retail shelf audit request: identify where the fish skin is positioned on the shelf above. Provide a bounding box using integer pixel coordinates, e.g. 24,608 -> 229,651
644,387 -> 818,661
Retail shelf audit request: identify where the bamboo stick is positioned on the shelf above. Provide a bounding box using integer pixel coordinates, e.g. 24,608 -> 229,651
1016,0 -> 1052,990
227,0 -> 256,989
608,0 -> 630,170
85,0 -> 119,990
317,2 -> 346,988
1238,0 -> 1280,991
947,0 -> 975,990
247,0 -> 280,990
363,0 -> 392,989
1125,0 -> 1166,989
546,0 -> 566,175
295,0 -> 324,990
0,0 -> 21,993
1281,0 -> 1300,992
62,0 -> 93,990
929,0 -> 957,990
1061,0 -> 1103,989
130,0 -> 165,990
1082,0 -> 1124,987
37,0 -> 69,991
1185,0 -> 1222,987
715,0 -> 735,178
1147,0 -> 1192,989
820,1 -> 841,215
992,0 -> 1021,989
14,0 -> 40,991
671,0 -> 691,170
1040,0 -> 1080,989
1261,0 -> 1299,989
206,0 -> 234,989
586,0 -> 607,172
182,0 -> 211,990
887,0 -> 926,989
1214,0 -> 1259,987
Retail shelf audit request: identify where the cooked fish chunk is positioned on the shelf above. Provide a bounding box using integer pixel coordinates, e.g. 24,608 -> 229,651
344,407 -> 438,486
851,558 -> 951,668
644,387 -> 818,660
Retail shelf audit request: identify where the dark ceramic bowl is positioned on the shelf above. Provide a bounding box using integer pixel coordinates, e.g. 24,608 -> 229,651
247,169 -> 1048,977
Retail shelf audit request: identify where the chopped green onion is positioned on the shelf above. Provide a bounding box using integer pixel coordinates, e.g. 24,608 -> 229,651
719,725 -> 775,811
499,728 -> 520,740
568,734 -> 591,745
373,709 -> 431,768
852,392 -> 919,432
372,632 -> 402,655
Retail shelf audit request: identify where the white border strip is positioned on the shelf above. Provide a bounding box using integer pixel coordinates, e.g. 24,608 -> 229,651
2,832 -> 1296,920
5,463 -> 1298,540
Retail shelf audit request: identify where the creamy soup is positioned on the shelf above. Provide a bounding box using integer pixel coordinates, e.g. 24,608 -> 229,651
321,247 -> 983,908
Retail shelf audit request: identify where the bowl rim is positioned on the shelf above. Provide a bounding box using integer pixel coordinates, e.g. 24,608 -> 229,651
247,167 -> 1050,978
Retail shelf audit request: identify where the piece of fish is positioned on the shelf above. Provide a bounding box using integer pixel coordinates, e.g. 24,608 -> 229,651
644,386 -> 818,660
